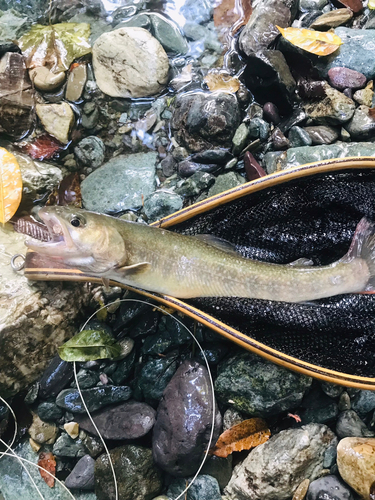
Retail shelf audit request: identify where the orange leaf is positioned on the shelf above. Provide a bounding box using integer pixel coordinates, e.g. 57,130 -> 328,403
0,148 -> 22,223
210,417 -> 271,458
277,26 -> 343,56
38,451 -> 56,488
204,70 -> 240,93
214,0 -> 252,39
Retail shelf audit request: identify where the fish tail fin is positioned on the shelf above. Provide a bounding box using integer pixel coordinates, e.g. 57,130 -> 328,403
343,217 -> 375,292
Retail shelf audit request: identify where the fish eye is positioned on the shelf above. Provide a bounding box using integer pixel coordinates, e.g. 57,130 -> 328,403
70,215 -> 86,228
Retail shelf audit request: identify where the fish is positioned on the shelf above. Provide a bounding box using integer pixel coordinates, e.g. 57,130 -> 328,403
24,206 -> 375,303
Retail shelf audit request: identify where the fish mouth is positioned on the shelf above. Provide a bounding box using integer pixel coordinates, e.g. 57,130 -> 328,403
25,208 -> 76,256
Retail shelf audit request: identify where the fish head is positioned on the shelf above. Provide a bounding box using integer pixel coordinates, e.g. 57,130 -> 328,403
25,206 -> 127,273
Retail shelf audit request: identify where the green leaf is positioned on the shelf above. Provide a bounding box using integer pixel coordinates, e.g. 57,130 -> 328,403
58,329 -> 122,362
18,22 -> 91,73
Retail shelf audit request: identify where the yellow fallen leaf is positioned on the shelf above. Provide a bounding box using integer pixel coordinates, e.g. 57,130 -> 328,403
204,70 -> 240,93
0,148 -> 22,223
210,417 -> 271,458
370,0 -> 375,9
276,26 -> 343,56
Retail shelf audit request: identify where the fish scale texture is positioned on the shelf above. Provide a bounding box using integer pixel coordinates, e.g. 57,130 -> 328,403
173,169 -> 375,377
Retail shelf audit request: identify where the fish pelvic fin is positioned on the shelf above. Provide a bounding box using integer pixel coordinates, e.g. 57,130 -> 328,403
343,217 -> 375,292
117,262 -> 151,277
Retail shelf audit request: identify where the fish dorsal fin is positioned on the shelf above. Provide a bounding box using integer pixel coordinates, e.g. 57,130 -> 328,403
287,257 -> 314,267
117,262 -> 151,276
193,234 -> 238,254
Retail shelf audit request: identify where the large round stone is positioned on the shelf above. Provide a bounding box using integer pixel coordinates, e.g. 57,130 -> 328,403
93,27 -> 169,98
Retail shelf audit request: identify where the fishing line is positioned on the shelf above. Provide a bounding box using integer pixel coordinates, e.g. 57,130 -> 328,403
0,395 -> 75,500
79,298 -> 216,500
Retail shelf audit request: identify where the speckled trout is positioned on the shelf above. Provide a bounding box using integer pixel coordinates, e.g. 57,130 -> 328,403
25,206 -> 375,303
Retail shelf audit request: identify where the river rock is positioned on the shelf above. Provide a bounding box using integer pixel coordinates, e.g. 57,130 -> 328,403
215,351 -> 312,417
29,66 -> 65,92
56,385 -> 132,413
28,413 -> 58,444
303,83 -> 355,125
178,159 -> 221,177
65,454 -> 95,490
148,13 -> 188,55
35,102 -> 74,144
0,9 -> 30,39
337,437 -> 375,499
93,27 -> 169,98
143,191 -> 183,222
306,475 -> 354,500
53,432 -> 88,458
225,424 -> 337,500
243,50 -> 296,114
0,226 -> 91,397
95,445 -> 162,500
353,83 -> 374,107
336,409 -> 374,439
207,171 -> 245,197
309,8 -> 353,29
317,28 -> 375,80
75,401 -> 155,440
300,0 -> 328,9
37,401 -> 63,421
74,136 -> 105,169
239,0 -> 297,56
328,67 -> 367,91
0,52 -> 34,140
167,475 -> 221,500
288,126 -> 312,147
152,359 -> 221,477
136,357 -> 178,403
81,152 -> 157,213
65,62 -> 87,102
0,439 -> 97,500
344,105 -> 375,140
172,91 -> 240,152
304,125 -> 339,144
263,141 -> 375,173
351,389 -> 375,417
39,356 -> 74,398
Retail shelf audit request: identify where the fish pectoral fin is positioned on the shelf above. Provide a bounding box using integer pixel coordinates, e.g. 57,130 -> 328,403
287,257 -> 314,267
117,262 -> 151,276
193,234 -> 238,254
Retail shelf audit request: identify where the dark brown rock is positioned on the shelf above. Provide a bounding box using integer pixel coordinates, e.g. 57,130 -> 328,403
75,401 -> 156,440
263,102 -> 281,124
239,0 -> 298,56
171,92 -> 241,153
270,127 -> 290,150
297,78 -> 326,100
178,159 -> 221,177
152,359 -> 221,477
244,152 -> 266,181
328,67 -> 367,91
0,52 -> 35,139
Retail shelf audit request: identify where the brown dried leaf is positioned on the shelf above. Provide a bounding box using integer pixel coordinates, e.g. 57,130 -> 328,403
336,0 -> 363,13
276,26 -> 343,56
23,134 -> 63,160
38,451 -> 56,488
0,148 -> 23,224
204,70 -> 240,93
210,418 -> 271,458
46,172 -> 82,207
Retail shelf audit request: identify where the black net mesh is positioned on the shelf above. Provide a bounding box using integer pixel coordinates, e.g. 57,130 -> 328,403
172,169 -> 375,377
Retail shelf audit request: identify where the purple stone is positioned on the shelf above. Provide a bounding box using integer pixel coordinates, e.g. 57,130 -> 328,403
244,152 -> 266,181
328,67 -> 367,91
263,102 -> 281,125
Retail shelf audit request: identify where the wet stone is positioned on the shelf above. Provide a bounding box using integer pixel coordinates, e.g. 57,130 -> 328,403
152,359 -> 221,477
66,62 -> 87,102
56,385 -> 132,414
351,389 -> 375,416
167,475 -> 221,500
148,13 -> 188,55
95,445 -> 162,500
201,455 -> 233,490
215,352 -> 312,417
321,381 -> 344,398
344,105 -> 375,140
244,50 -> 296,114
39,356 -> 74,398
74,136 -> 105,169
232,123 -> 249,155
28,413 -> 58,444
288,126 -> 312,147
53,433 -> 87,458
36,102 -> 74,144
112,349 -> 136,385
190,149 -> 233,164
172,92 -> 240,152
82,101 -> 99,129
299,0 -> 328,10
339,392 -> 351,411
137,357 -> 178,403
160,155 -> 176,177
82,433 -> 104,458
353,83 -> 374,107
178,159 -> 221,177
309,8 -> 353,29
248,117 -> 270,140
306,475 -> 354,500
303,83 -> 355,125
336,409 -> 374,439
244,151 -> 266,181
263,102 -> 281,124
208,171 -> 245,197
37,401 -> 63,421
175,171 -> 215,197
81,152 -> 157,213
143,191 -> 183,222
65,454 -> 95,490
75,401 -> 156,440
70,369 -> 100,389
270,127 -> 291,150
304,125 -> 339,145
